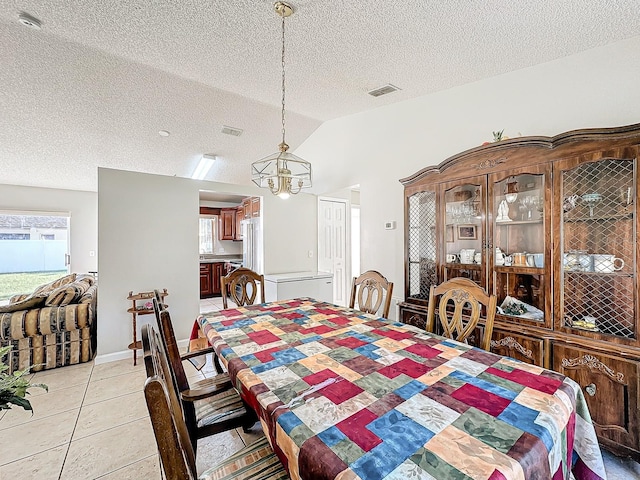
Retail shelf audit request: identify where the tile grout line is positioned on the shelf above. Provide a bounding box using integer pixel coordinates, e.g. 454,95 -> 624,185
93,452 -> 159,479
56,363 -> 151,478
57,362 -> 94,480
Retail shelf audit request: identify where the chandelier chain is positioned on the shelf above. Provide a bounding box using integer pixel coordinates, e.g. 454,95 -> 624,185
281,11 -> 286,146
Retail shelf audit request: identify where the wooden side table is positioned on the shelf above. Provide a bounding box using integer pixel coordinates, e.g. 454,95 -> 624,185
127,289 -> 168,365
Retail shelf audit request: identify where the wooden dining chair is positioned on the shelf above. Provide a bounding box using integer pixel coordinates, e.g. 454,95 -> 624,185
221,267 -> 265,309
425,277 -> 497,352
142,324 -> 289,480
151,296 -> 257,452
152,289 -> 224,374
349,270 -> 394,318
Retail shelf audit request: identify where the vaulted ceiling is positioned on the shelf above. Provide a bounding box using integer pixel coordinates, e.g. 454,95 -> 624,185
1,1 -> 639,192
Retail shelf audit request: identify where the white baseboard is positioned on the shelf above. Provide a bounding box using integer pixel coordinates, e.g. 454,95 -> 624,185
94,338 -> 191,365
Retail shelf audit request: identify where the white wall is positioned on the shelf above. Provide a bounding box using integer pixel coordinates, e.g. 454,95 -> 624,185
0,184 -> 97,273
97,168 -> 317,359
297,35 -> 640,313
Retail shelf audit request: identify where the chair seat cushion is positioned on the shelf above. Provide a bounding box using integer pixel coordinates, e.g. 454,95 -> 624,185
200,436 -> 289,480
194,388 -> 249,428
192,372 -> 231,391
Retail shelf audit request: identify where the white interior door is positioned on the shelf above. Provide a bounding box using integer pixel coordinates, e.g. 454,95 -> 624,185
318,199 -> 348,306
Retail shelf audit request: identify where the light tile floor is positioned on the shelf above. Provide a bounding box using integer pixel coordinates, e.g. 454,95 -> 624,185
0,297 -> 638,479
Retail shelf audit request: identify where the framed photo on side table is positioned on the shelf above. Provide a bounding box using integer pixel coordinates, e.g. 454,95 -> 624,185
457,224 -> 477,240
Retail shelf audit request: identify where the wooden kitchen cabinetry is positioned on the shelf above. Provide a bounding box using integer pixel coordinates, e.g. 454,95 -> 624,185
235,205 -> 244,240
241,197 -> 251,218
200,262 -> 223,298
219,208 -> 236,240
250,197 -> 261,217
400,123 -> 640,458
219,198 -> 260,241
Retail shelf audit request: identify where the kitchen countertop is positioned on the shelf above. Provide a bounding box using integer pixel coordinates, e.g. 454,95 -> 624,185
199,257 -> 242,264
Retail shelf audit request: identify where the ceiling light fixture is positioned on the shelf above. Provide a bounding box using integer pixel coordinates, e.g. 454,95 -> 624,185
192,154 -> 216,180
221,125 -> 243,137
18,12 -> 42,30
158,130 -> 170,137
251,1 -> 311,200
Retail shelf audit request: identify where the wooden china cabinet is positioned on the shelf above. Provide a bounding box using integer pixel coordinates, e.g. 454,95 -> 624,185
399,123 -> 640,459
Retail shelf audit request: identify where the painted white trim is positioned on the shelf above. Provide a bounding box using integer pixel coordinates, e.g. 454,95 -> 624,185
94,338 -> 190,364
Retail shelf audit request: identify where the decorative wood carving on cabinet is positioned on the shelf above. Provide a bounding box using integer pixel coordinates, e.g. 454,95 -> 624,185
399,123 -> 640,459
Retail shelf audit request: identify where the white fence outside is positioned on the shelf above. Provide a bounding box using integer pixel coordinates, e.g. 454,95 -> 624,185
0,240 -> 67,273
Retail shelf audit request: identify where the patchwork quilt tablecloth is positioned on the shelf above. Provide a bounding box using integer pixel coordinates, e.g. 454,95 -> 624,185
194,298 -> 607,480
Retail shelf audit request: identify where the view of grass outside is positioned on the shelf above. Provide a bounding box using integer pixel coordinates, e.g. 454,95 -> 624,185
0,271 -> 67,302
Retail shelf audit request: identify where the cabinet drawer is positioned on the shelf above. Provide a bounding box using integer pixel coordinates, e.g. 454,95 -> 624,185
553,343 -> 639,456
490,329 -> 548,368
399,303 -> 428,330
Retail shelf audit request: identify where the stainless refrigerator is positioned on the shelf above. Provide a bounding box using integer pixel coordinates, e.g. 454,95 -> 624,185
241,217 -> 263,273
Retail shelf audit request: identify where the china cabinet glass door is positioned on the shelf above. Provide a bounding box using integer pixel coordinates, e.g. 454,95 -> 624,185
557,156 -> 636,339
441,178 -> 486,288
489,166 -> 551,328
406,189 -> 437,304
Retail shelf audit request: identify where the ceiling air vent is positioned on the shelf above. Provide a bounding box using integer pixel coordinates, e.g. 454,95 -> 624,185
367,84 -> 401,98
221,125 -> 243,137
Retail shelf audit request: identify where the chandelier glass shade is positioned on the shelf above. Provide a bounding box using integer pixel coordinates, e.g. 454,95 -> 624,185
251,1 -> 312,199
251,142 -> 312,200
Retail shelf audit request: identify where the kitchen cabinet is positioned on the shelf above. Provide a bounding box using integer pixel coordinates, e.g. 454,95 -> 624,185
242,197 -> 251,219
399,123 -> 640,458
220,202 -> 257,241
200,263 -> 213,297
251,197 -> 261,217
219,208 -> 236,240
200,262 -> 224,298
235,206 -> 244,240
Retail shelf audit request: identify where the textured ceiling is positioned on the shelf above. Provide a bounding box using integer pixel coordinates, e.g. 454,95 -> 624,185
0,1 -> 639,192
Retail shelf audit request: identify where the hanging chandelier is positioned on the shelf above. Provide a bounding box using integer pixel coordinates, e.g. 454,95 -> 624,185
251,1 -> 312,200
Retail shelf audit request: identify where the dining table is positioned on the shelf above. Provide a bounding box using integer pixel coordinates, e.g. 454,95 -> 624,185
191,297 -> 607,480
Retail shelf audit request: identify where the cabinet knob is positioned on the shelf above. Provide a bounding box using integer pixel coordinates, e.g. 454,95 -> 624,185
585,383 -> 596,397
